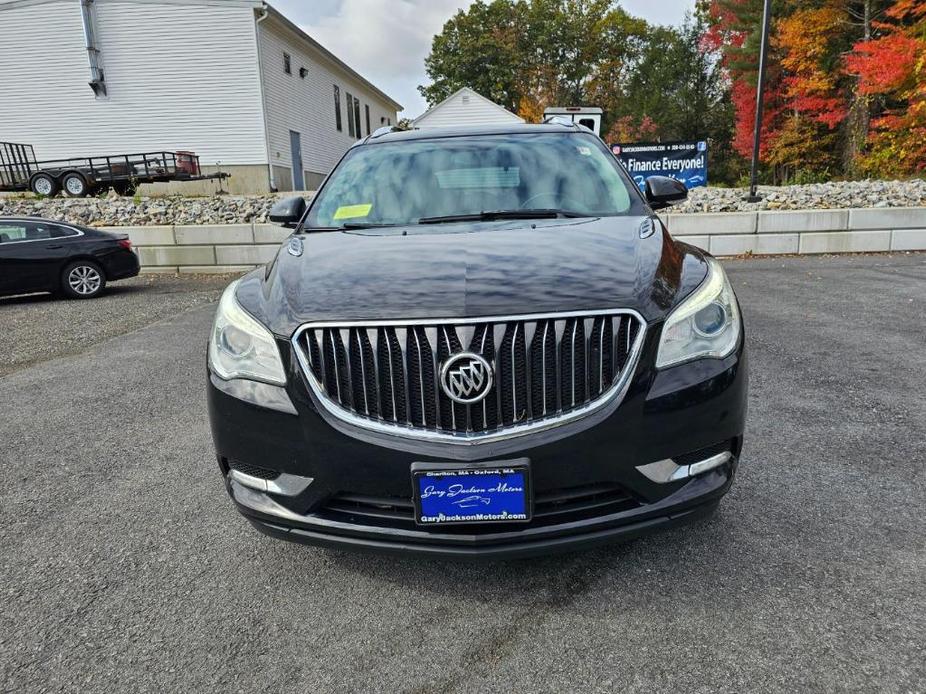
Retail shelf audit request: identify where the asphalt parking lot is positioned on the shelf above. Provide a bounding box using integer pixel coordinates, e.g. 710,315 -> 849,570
1,254 -> 924,693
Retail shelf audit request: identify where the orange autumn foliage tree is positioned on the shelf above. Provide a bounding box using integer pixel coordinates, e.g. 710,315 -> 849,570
846,0 -> 926,175
777,5 -> 847,129
706,0 -> 926,181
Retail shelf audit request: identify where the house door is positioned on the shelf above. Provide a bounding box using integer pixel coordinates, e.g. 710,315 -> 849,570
289,130 -> 304,190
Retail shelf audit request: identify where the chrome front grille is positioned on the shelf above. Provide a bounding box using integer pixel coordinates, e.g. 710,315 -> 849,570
292,310 -> 645,442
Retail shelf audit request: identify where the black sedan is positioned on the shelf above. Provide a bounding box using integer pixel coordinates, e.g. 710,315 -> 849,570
0,217 -> 140,299
207,122 -> 747,558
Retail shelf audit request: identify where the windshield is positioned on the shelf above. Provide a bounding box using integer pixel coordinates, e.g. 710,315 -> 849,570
305,133 -> 638,229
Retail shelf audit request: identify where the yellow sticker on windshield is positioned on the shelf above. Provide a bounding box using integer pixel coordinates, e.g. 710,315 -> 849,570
333,203 -> 372,220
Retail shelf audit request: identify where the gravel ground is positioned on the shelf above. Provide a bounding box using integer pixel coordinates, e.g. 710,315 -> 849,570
1,177 -> 924,225
1,255 -> 924,692
0,274 -> 239,377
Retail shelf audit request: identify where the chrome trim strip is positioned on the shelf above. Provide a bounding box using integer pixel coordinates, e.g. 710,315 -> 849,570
636,451 -> 733,484
291,308 -> 647,446
228,469 -> 314,496
570,319 -> 578,407
598,318 -> 606,395
688,451 -> 733,477
294,309 -> 646,328
510,322 -> 519,419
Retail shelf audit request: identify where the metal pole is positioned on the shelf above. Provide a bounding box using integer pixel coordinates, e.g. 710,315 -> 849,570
745,0 -> 772,203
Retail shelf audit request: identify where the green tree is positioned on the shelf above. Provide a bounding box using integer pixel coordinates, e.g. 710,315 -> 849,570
609,15 -> 741,183
419,0 -> 528,113
419,0 -> 647,120
421,1 -> 742,183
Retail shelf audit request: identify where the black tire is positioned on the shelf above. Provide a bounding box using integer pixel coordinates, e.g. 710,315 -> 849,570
61,260 -> 106,299
30,173 -> 60,197
61,171 -> 92,197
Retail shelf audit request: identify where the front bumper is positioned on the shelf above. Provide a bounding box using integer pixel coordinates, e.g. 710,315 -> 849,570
231,468 -> 729,559
208,332 -> 747,558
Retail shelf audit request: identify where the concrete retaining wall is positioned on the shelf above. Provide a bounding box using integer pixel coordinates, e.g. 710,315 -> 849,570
665,207 -> 925,257
103,222 -> 291,273
114,207 -> 926,273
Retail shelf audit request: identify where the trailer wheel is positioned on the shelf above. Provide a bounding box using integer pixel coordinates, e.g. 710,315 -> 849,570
62,172 -> 92,197
30,173 -> 60,197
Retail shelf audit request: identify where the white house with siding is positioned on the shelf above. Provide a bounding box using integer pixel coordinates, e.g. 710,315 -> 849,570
0,0 -> 401,193
412,87 -> 524,129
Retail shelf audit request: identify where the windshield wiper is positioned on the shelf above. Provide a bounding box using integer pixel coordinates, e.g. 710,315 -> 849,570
337,222 -> 398,230
417,209 -> 592,225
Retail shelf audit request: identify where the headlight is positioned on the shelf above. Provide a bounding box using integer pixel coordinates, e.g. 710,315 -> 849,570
208,280 -> 286,385
656,258 -> 741,369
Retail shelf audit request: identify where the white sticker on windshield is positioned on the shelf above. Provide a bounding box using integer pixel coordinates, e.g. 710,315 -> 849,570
577,146 -> 592,156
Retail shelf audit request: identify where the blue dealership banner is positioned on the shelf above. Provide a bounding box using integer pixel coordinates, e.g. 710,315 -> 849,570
611,140 -> 708,191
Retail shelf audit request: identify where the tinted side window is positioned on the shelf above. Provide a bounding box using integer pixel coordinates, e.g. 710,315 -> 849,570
0,222 -> 79,242
22,222 -> 56,240
48,224 -> 79,238
0,223 -> 28,243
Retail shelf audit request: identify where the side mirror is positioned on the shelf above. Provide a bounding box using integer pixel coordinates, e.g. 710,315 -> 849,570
645,176 -> 688,210
269,196 -> 307,228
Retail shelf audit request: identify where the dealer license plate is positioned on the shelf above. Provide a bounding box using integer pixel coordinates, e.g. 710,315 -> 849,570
411,460 -> 531,526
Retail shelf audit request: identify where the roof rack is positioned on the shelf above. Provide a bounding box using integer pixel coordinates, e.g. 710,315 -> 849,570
542,115 -> 578,128
367,126 -> 405,141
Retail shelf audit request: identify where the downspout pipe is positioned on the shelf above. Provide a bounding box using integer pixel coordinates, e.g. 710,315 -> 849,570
80,0 -> 107,96
255,4 -> 276,192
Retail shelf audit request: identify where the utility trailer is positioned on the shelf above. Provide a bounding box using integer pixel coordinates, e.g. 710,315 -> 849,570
0,142 -> 228,197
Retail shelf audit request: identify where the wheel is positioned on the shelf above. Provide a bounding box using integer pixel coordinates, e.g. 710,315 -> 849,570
61,260 -> 106,299
62,171 -> 92,197
30,173 -> 60,197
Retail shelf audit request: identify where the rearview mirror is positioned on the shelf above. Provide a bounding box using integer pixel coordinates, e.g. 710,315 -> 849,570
645,176 -> 688,211
269,196 -> 307,228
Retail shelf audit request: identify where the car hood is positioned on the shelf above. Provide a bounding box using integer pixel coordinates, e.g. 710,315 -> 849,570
237,216 -> 708,337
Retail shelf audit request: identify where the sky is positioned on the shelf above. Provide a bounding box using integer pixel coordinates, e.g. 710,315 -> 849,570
270,0 -> 696,118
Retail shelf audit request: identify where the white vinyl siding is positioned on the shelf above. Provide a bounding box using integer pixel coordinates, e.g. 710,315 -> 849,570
258,15 -> 398,181
414,88 -> 525,129
0,0 -> 267,164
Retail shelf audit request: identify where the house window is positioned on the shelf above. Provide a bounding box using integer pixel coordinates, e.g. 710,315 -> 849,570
346,91 -> 355,137
283,52 -> 291,74
365,104 -> 371,136
333,85 -> 342,131
354,97 -> 362,139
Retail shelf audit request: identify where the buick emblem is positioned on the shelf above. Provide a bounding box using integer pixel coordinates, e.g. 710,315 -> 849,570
440,352 -> 493,404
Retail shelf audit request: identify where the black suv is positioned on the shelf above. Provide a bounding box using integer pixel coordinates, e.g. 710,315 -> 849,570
207,123 -> 747,558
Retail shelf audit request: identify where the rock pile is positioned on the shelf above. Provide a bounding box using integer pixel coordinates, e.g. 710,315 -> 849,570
674,178 -> 926,214
1,179 -> 924,226
0,192 -> 292,227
